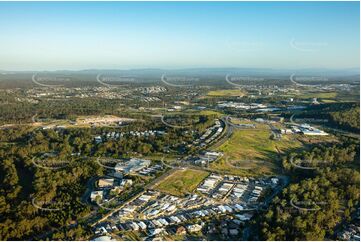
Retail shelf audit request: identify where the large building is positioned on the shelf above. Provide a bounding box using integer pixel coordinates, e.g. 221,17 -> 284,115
299,124 -> 328,136
90,190 -> 103,202
115,158 -> 151,174
98,178 -> 114,188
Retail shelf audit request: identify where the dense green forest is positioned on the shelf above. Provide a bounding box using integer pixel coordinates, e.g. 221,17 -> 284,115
0,148 -> 102,240
283,140 -> 358,170
0,112 -> 218,240
329,106 -> 360,131
295,102 -> 360,132
252,138 -> 360,240
0,82 -> 359,240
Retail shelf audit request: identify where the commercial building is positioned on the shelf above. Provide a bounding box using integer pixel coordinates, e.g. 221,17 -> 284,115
98,178 -> 114,188
90,191 -> 104,202
115,158 -> 151,174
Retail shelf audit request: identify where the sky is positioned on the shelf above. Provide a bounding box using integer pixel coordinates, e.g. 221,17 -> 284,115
0,1 -> 359,71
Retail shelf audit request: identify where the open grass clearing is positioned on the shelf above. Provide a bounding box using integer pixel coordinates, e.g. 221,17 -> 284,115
296,92 -> 337,99
210,129 -> 303,176
207,89 -> 247,97
154,168 -> 209,197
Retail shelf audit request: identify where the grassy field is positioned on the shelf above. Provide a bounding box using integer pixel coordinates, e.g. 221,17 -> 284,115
228,117 -> 253,125
296,92 -> 337,99
291,90 -> 359,102
207,89 -> 246,97
198,110 -> 224,117
154,168 -> 209,196
228,118 -> 269,129
210,128 -> 303,176
296,134 -> 339,144
319,99 -> 337,103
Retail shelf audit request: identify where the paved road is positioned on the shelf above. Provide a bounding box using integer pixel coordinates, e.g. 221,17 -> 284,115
31,113 -> 38,123
240,175 -> 290,240
209,116 -> 233,149
322,126 -> 359,139
88,116 -> 291,230
146,167 -> 179,189
91,166 -> 180,227
262,175 -> 289,207
242,226 -> 251,240
81,176 -> 99,205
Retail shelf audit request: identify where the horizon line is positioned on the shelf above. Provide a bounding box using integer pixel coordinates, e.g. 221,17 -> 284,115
1,67 -> 360,73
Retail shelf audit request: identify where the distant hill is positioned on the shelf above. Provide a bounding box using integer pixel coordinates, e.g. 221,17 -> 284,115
0,68 -> 359,83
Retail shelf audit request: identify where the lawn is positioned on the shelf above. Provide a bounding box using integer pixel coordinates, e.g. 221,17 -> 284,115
210,129 -> 303,176
154,168 -> 209,196
207,89 -> 246,97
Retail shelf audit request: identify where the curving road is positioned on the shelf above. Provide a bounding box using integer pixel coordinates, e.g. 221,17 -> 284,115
209,116 -> 233,149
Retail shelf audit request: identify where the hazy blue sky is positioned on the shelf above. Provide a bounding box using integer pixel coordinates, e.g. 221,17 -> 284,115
0,1 -> 359,71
